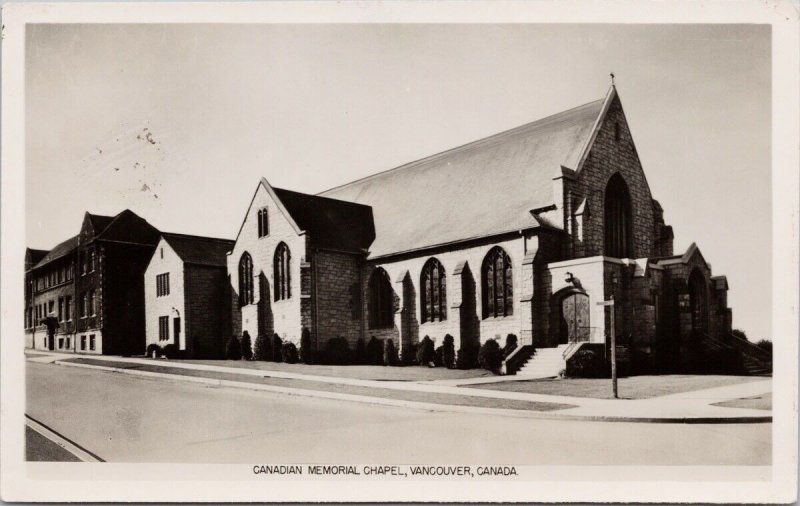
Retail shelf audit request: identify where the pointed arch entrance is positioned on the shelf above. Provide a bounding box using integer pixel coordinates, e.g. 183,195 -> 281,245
554,288 -> 590,345
688,268 -> 708,338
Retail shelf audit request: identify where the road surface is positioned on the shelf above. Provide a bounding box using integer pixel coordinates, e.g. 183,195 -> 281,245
26,361 -> 771,465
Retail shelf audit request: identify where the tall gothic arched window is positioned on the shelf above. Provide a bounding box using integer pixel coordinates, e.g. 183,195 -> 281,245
482,246 -> 513,318
238,252 -> 254,305
273,242 -> 291,301
688,269 -> 708,336
420,258 -> 447,323
604,173 -> 633,258
368,267 -> 394,329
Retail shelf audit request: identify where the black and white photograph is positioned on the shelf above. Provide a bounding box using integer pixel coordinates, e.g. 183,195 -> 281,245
1,1 -> 798,503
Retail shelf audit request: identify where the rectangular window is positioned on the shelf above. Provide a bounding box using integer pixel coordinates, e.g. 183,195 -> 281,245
81,293 -> 88,318
58,338 -> 64,349
156,273 -> 170,297
158,316 -> 169,341
89,334 -> 96,351
65,296 -> 72,321
89,249 -> 96,272
89,291 -> 96,315
67,264 -> 73,281
258,208 -> 269,238
48,300 -> 54,315
65,337 -> 71,350
81,335 -> 86,351
58,298 -> 64,321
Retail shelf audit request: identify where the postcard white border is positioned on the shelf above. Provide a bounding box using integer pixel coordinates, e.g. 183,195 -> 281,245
2,1 -> 797,503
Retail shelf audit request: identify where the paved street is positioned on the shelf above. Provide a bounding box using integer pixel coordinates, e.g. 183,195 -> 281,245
26,361 -> 771,465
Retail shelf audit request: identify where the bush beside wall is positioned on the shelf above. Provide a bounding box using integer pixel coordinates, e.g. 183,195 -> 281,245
478,339 -> 503,374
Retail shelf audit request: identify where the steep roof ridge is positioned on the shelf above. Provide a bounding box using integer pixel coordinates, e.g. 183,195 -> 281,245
318,97 -> 606,197
162,231 -> 235,244
32,235 -> 80,269
273,186 -> 373,210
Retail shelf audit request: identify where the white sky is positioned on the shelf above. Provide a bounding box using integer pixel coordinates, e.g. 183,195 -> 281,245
25,23 -> 771,341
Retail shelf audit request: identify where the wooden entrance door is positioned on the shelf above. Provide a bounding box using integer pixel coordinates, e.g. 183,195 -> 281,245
560,292 -> 590,344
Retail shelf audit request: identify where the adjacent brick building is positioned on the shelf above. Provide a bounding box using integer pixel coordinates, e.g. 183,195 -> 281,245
25,209 -> 160,355
227,85 -> 748,373
144,233 -> 235,358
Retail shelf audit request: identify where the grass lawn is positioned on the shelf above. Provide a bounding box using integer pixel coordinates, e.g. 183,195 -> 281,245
62,358 -> 573,412
464,375 -> 759,400
713,394 -> 772,411
176,358 -> 493,381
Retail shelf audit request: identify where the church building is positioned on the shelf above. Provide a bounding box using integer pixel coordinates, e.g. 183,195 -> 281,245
229,85 -> 740,374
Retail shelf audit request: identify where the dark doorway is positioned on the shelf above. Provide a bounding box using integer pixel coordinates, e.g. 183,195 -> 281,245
173,317 -> 181,349
559,292 -> 590,344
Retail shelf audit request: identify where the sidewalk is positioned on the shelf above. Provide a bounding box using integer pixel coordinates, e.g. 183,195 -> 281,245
27,350 -> 772,423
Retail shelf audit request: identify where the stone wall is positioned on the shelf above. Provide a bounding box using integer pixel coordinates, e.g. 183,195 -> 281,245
185,264 -> 229,358
144,239 -> 185,351
313,250 -> 362,349
227,182 -> 306,346
361,234 -> 532,355
566,94 -> 659,260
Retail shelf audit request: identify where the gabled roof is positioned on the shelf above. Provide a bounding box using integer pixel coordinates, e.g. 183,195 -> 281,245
32,235 -> 79,269
26,248 -> 48,265
96,209 -> 161,245
272,187 -> 375,253
162,233 -> 235,267
87,213 -> 115,234
320,90 -> 612,258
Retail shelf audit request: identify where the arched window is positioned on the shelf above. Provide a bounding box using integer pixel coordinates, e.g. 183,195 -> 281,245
420,258 -> 447,322
273,243 -> 291,301
257,208 -> 269,238
604,173 -> 633,258
238,252 -> 254,305
482,246 -> 513,318
688,269 -> 708,336
368,268 -> 394,329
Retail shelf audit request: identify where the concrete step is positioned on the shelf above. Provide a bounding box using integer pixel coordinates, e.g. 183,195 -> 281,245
515,346 -> 569,378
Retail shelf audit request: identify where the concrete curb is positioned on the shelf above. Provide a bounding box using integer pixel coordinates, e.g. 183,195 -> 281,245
54,360 -> 772,424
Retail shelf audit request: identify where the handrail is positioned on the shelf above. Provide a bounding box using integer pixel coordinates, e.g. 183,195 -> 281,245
726,333 -> 772,361
702,332 -> 771,363
501,344 -> 534,375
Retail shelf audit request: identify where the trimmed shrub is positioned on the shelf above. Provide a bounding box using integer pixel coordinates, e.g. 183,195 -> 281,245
402,343 -> 418,366
226,335 -> 242,360
366,336 -> 383,365
503,334 -> 518,358
146,343 -> 162,359
163,343 -> 178,359
383,339 -> 399,366
271,334 -> 283,363
478,339 -> 503,373
282,342 -> 299,364
566,349 -> 607,378
442,334 -> 456,369
416,336 -> 435,366
434,345 -> 445,367
326,337 -> 351,365
456,344 -> 479,369
253,333 -> 272,361
241,331 -> 253,361
355,338 -> 367,365
756,340 -> 772,355
300,328 -> 313,364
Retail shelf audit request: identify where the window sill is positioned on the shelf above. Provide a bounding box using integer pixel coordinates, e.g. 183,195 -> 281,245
420,320 -> 448,326
482,314 -> 515,321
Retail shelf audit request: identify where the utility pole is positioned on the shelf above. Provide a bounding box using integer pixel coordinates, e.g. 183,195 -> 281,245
597,295 -> 618,399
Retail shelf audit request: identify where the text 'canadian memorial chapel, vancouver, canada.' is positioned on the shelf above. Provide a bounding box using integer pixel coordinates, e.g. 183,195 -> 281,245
26,85 -> 753,375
